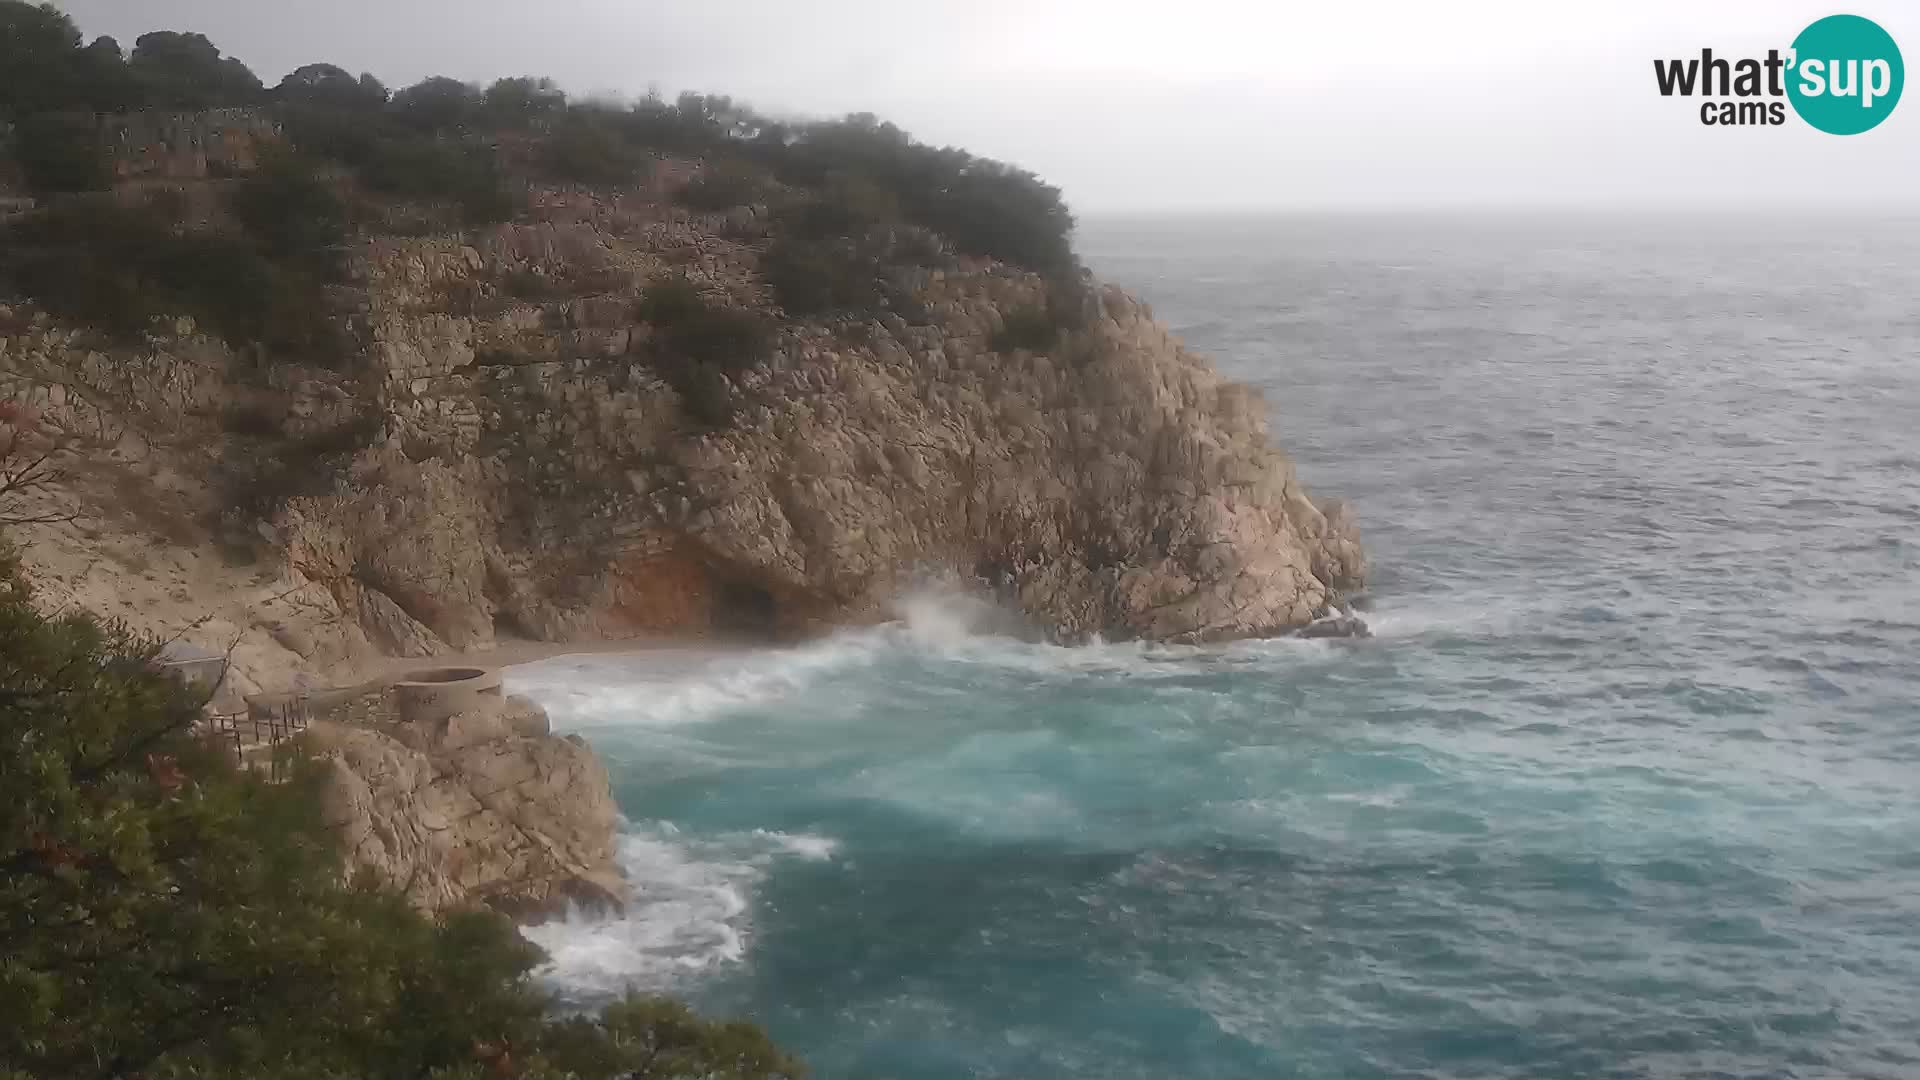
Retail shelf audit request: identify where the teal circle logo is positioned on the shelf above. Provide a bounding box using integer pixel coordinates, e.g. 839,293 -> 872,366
1787,14 -> 1904,134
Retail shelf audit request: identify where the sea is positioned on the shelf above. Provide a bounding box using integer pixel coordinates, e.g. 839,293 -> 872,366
508,213 -> 1920,1080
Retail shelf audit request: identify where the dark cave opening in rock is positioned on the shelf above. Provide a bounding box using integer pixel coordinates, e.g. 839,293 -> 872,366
492,608 -> 533,642
713,579 -> 780,637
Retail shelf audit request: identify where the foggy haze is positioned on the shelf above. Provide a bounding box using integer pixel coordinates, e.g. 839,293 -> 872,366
51,0 -> 1920,213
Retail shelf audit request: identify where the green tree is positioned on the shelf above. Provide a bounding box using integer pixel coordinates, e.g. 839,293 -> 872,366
544,110 -> 643,185
128,30 -> 263,109
71,36 -> 143,111
484,76 -> 567,126
392,76 -> 482,132
275,62 -> 387,111
11,112 -> 112,193
0,539 -> 803,1080
227,149 -> 348,261
635,277 -> 773,428
0,1 -> 83,116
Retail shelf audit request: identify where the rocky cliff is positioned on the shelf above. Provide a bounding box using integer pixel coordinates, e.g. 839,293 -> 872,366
1,170 -> 1363,695
304,690 -> 625,918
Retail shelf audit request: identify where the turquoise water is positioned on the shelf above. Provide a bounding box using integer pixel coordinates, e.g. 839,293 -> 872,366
512,215 -> 1920,1079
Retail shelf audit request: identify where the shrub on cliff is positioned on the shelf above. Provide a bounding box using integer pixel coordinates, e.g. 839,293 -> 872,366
543,110 -> 646,186
0,540 -> 804,1080
677,159 -> 772,212
127,29 -> 264,109
637,277 -> 773,374
227,149 -> 349,261
775,114 -> 1076,276
359,137 -> 518,224
993,304 -> 1059,352
10,112 -> 113,194
4,197 -> 342,358
216,404 -> 382,524
391,75 -> 483,132
275,62 -> 389,112
636,277 -> 772,428
484,75 -> 568,127
0,2 -> 140,116
761,175 -> 902,317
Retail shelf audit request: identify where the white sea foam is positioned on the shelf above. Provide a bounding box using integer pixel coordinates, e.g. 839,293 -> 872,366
510,585 -> 1376,997
1363,599 -> 1528,640
522,823 -> 838,997
509,584 -> 1372,743
507,639 -> 879,730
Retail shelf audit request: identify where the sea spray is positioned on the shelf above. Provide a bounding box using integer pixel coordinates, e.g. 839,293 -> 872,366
507,215 -> 1920,1079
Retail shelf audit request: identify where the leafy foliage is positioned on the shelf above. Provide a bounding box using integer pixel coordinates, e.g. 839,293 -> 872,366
127,30 -> 264,109
358,136 -> 518,224
390,75 -> 482,132
2,195 -> 343,358
542,111 -> 645,186
227,149 -> 349,260
771,114 -> 1077,276
993,305 -> 1059,352
10,112 -> 113,194
0,543 -> 805,1080
636,277 -> 772,427
484,76 -> 567,127
675,159 -> 770,212
637,278 -> 772,373
274,62 -> 388,111
0,3 -> 139,115
539,995 -> 805,1080
760,175 -> 948,320
216,405 -> 381,522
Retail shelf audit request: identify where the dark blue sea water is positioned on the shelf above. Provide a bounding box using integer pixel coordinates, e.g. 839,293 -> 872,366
513,214 -> 1920,1080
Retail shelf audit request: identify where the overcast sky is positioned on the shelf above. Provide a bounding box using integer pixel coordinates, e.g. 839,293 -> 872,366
53,0 -> 1920,214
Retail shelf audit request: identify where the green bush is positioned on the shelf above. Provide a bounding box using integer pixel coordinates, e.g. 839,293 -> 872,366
636,277 -> 771,427
5,199 -> 343,358
773,116 -> 1076,276
993,305 -> 1058,352
11,112 -> 112,195
482,75 -> 567,127
217,406 -> 380,520
128,29 -> 263,108
762,237 -> 879,317
227,149 -> 348,261
390,75 -> 480,132
637,278 -> 771,372
360,137 -> 517,225
0,541 -> 805,1080
9,248 -> 158,338
677,159 -> 770,212
758,175 -> 905,317
543,112 -> 645,186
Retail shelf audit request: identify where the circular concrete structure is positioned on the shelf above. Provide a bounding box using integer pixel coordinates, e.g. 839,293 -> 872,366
392,666 -> 504,725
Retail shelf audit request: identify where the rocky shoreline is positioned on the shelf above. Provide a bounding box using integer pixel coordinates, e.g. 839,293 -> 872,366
3,169 -> 1364,916
304,673 -> 627,920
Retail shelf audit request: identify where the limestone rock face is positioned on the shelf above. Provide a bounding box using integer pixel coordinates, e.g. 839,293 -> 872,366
5,179 -> 1365,660
674,285 -> 1366,642
275,201 -> 1366,646
305,694 -> 624,919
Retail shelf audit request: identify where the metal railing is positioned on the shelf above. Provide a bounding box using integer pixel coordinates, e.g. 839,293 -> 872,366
202,693 -> 311,783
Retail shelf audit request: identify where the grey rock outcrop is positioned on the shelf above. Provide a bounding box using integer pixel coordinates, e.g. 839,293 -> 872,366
306,692 -> 624,919
673,283 -> 1365,642
6,178 -> 1366,667
271,191 -> 1366,647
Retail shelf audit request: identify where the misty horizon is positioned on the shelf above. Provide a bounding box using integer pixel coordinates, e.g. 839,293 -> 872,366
47,0 -> 1920,214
